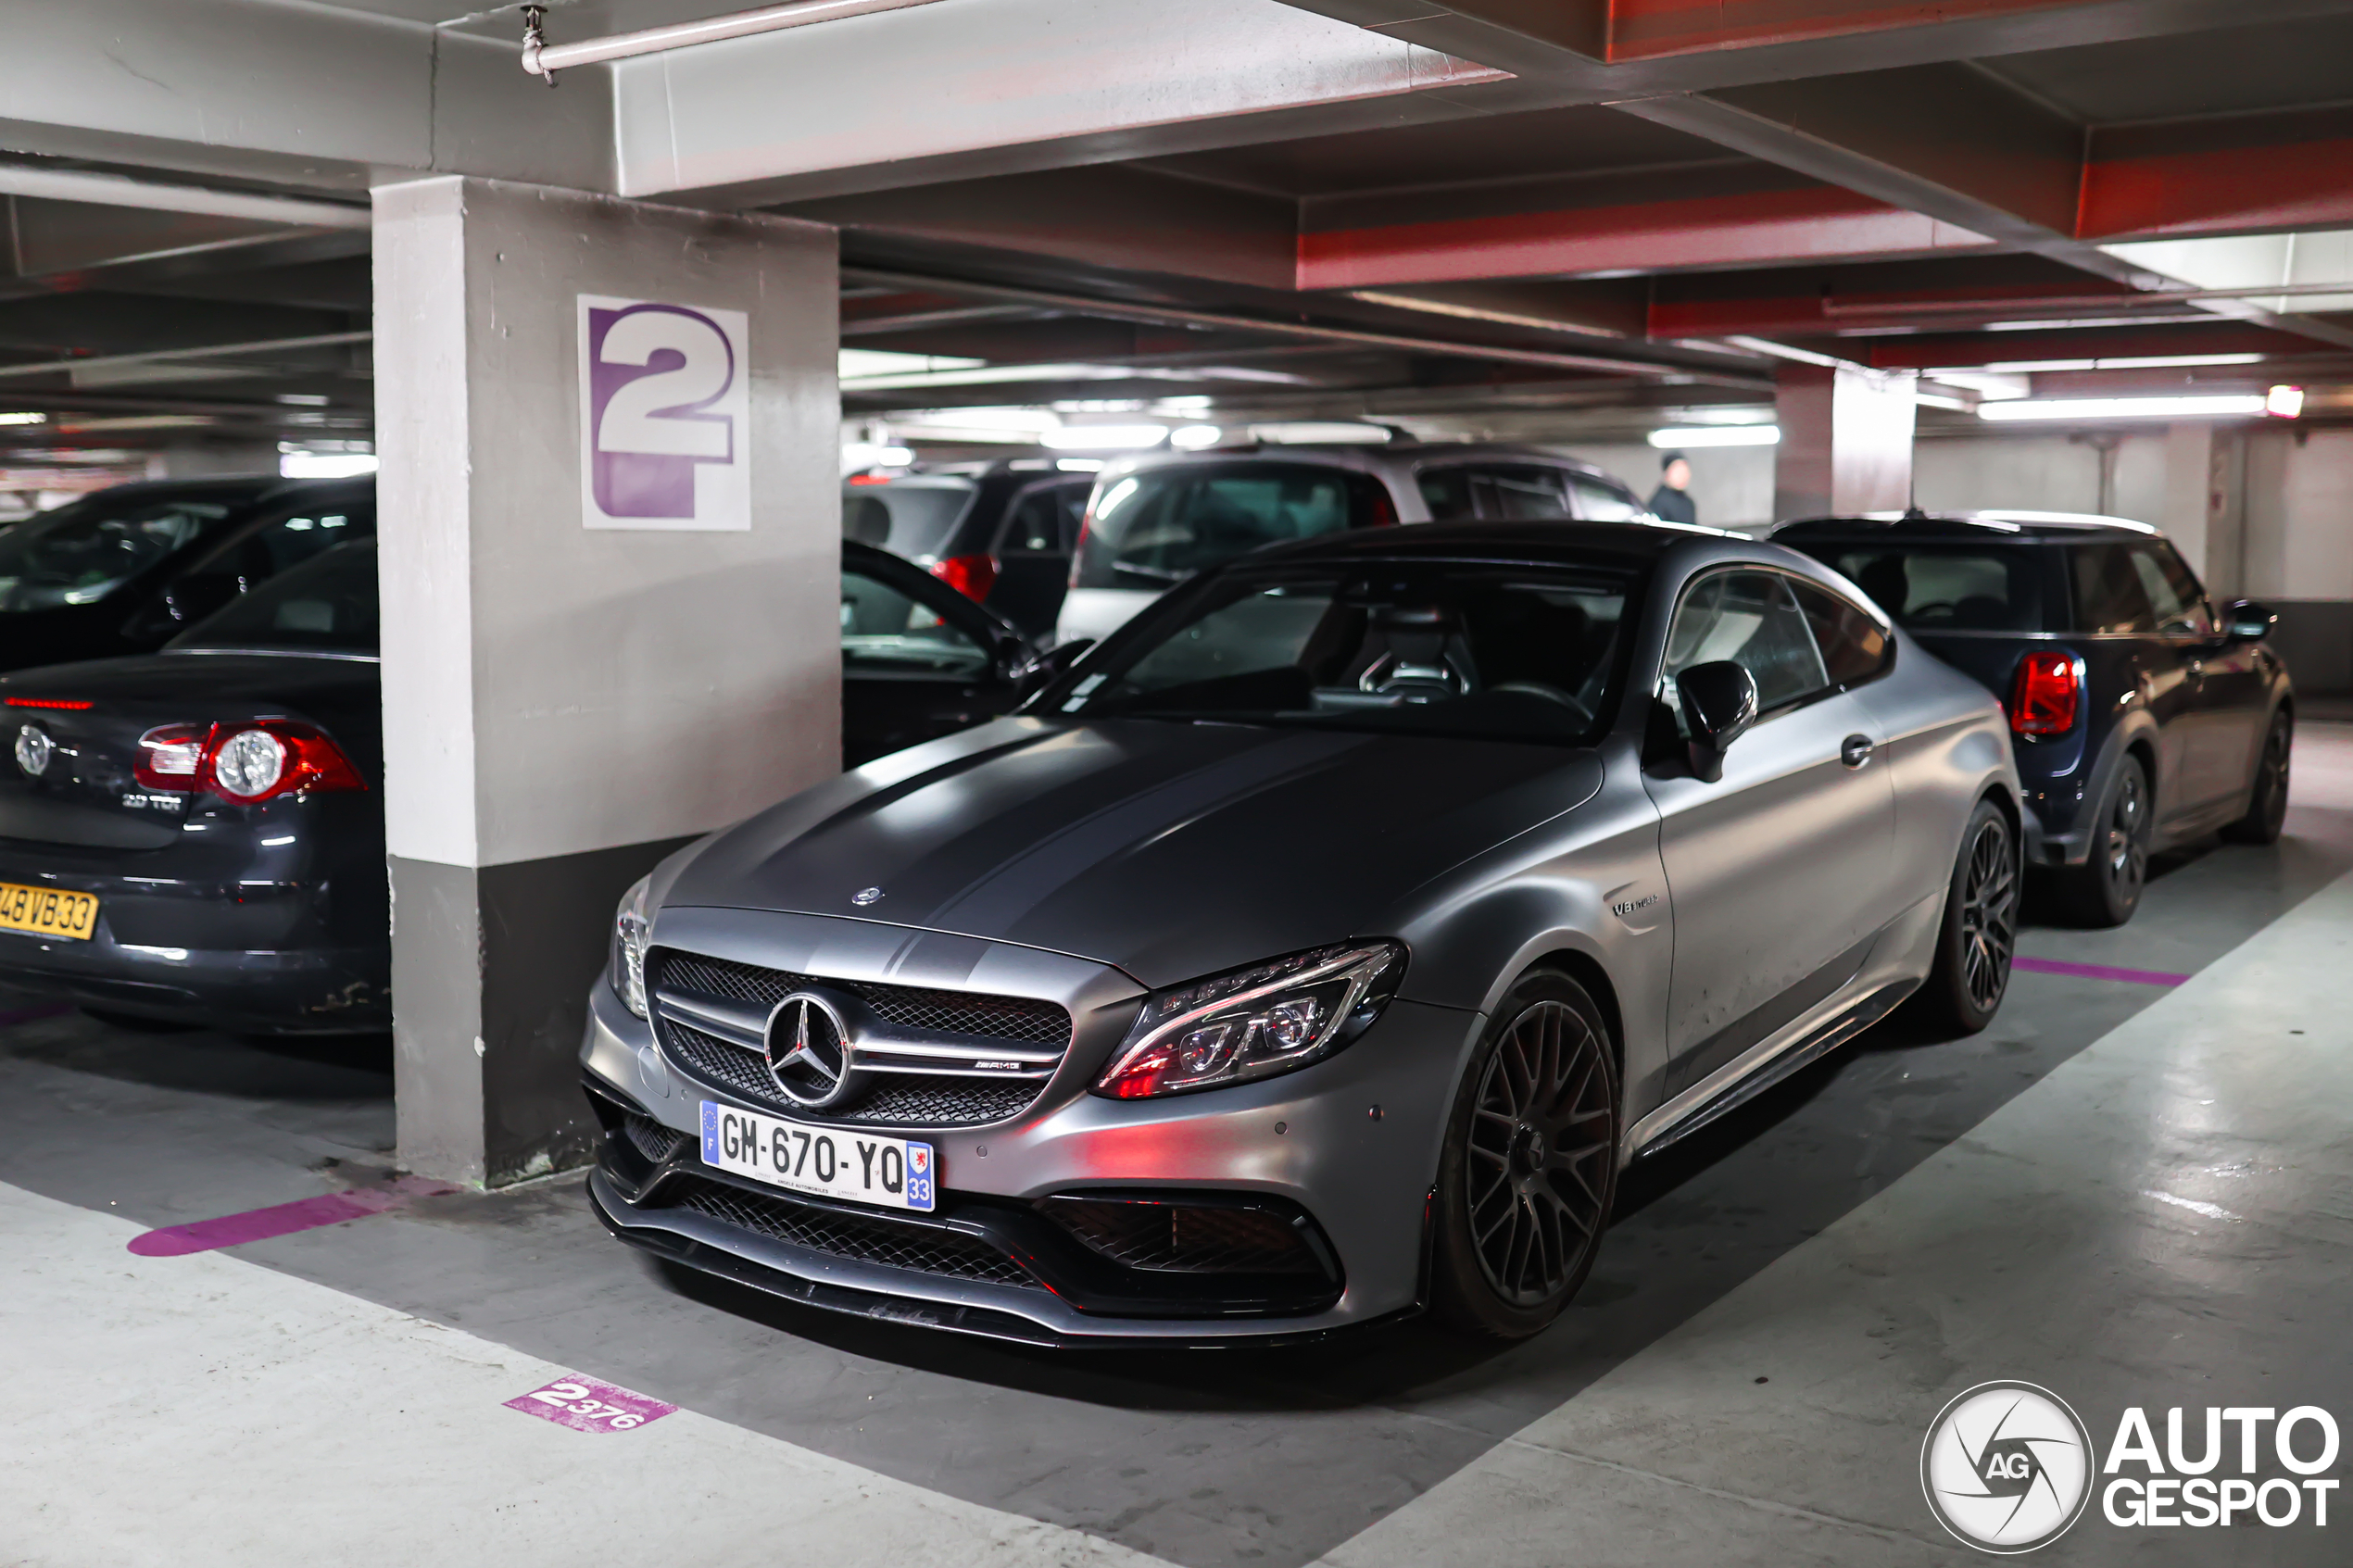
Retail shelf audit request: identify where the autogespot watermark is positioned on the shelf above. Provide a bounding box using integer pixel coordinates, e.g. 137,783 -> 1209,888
1923,1383 -> 2341,1553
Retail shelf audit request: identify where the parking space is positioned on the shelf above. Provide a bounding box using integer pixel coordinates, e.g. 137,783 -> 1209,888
7,726 -> 2347,1566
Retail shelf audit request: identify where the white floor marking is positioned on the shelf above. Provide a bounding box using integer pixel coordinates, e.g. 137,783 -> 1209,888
0,1180 -> 1174,1568
1316,867 -> 2353,1567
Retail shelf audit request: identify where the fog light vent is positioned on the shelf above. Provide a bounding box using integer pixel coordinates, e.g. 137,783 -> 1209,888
1038,1195 -> 1326,1275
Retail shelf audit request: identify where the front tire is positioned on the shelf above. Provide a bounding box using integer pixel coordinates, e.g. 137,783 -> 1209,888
1920,799 -> 2019,1034
1431,972 -> 1619,1340
2221,708 -> 2291,846
2058,754 -> 2150,927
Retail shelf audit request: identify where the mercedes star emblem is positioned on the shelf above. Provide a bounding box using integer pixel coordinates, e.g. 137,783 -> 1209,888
762,990 -> 856,1108
851,886 -> 884,906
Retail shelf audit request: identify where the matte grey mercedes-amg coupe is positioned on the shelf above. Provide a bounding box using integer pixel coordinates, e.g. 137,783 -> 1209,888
581,521 -> 2021,1345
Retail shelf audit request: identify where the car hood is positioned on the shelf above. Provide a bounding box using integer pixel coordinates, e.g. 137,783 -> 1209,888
663,717 -> 1603,988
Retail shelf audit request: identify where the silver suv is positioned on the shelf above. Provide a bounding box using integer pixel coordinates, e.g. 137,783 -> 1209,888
1056,444 -> 1653,646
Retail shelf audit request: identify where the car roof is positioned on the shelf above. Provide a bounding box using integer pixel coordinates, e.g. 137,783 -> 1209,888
1772,509 -> 2161,541
1227,518 -> 1730,571
1096,442 -> 1636,488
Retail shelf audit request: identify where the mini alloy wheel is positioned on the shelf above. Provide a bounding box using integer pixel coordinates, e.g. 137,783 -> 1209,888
2223,709 -> 2292,845
2060,755 -> 2150,927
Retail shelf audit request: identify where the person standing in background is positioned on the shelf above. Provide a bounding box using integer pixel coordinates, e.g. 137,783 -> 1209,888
1647,451 -> 1697,525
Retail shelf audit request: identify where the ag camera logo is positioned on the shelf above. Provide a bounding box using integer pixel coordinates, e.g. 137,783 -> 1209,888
1921,1382 -> 2095,1553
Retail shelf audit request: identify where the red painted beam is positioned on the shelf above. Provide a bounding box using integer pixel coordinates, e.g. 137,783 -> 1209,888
1603,0 -> 2098,61
1297,185 -> 1990,291
2079,109 -> 2353,239
1648,281 -> 2139,339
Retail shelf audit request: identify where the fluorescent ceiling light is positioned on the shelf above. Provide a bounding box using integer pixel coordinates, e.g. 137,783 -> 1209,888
1977,395 -> 2266,422
0,412 -> 45,426
840,442 -> 913,473
1056,458 -> 1105,472
1968,353 -> 2266,373
838,348 -> 983,380
1649,425 -> 1780,447
1916,393 -> 1972,412
1042,423 -> 1167,451
1170,424 -> 1223,449
280,452 -> 379,478
1250,422 -> 1390,445
2266,385 -> 2306,418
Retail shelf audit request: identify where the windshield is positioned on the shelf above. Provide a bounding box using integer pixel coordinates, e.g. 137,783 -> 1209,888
0,491 -> 233,610
1071,462 -> 1391,591
170,538 -> 379,654
1816,544 -> 2052,633
1051,561 -> 1632,745
841,477 -> 977,558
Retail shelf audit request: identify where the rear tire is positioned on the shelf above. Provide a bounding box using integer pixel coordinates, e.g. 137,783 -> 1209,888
1431,971 -> 1618,1341
1919,799 -> 2019,1035
2058,754 -> 2150,927
2221,708 -> 2291,846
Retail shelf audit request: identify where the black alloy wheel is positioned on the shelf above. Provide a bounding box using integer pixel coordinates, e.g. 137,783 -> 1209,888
2061,755 -> 2150,927
1923,798 -> 2020,1033
1433,972 -> 1618,1339
2223,709 -> 2292,846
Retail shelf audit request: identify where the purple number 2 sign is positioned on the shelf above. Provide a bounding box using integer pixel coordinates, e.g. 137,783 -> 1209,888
577,295 -> 751,530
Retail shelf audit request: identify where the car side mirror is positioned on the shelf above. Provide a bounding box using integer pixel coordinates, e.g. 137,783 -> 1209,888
1676,660 -> 1759,784
2222,598 -> 2277,644
1013,638 -> 1096,707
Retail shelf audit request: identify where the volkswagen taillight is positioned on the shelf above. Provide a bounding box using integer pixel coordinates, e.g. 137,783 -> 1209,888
2008,651 -> 2080,736
134,721 -> 366,800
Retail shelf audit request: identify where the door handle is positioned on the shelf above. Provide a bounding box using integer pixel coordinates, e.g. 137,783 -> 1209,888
1840,734 -> 1874,769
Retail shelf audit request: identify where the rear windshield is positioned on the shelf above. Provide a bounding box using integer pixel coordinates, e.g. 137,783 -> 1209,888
0,491 -> 236,611
1071,462 -> 1391,591
841,477 -> 976,559
170,538 -> 379,654
1812,544 -> 2050,633
1051,560 -> 1631,746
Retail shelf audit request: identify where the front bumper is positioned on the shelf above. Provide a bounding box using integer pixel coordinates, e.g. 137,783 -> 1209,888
580,937 -> 1477,1344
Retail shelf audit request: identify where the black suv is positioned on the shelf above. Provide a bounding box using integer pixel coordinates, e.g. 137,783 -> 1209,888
1775,511 -> 2293,925
841,459 -> 1095,637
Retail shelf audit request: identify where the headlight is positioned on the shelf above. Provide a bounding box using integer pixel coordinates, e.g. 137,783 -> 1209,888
610,875 -> 651,1019
1094,941 -> 1405,1100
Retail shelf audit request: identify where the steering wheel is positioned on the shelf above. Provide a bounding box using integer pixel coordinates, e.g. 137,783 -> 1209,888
1491,681 -> 1592,722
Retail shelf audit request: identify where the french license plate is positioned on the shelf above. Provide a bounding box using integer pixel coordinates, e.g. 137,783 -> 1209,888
698,1101 -> 935,1213
0,882 -> 97,941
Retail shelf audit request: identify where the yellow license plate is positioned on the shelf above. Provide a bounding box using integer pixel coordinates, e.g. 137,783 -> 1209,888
0,882 -> 98,941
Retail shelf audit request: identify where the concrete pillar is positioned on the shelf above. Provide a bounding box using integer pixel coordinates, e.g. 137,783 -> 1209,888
372,177 -> 841,1186
1773,363 -> 1918,521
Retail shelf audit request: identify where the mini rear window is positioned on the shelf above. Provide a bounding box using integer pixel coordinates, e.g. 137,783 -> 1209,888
840,477 -> 977,559
1818,546 -> 2050,633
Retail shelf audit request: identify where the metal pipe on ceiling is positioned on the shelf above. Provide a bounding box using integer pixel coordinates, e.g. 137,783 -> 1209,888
523,0 -> 948,79
0,332 -> 373,384
1819,280 -> 2353,320
839,266 -> 1768,388
0,167 -> 369,230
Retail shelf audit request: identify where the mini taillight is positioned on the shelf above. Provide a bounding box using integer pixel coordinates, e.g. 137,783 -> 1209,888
2008,651 -> 2080,736
134,721 -> 365,800
929,553 -> 1000,602
134,724 -> 209,790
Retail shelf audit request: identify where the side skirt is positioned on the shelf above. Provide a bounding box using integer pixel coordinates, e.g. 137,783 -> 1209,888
1620,977 -> 1919,1164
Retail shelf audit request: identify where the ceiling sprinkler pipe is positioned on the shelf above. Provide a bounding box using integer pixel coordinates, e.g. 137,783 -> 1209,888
522,0 -> 950,80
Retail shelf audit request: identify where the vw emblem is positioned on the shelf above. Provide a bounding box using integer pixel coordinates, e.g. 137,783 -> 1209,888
850,886 -> 883,907
14,724 -> 51,778
762,990 -> 856,1108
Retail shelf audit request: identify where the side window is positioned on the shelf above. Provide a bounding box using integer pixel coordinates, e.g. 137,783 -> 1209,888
1660,571 -> 1831,723
2130,543 -> 2214,636
1415,465 -> 1571,521
1788,579 -> 1893,688
1567,476 -> 1642,522
210,504 -> 375,585
997,483 -> 1086,556
840,568 -> 988,676
2071,545 -> 2158,634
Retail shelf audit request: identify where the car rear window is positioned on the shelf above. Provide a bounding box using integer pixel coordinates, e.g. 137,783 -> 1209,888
1071,462 -> 1393,591
170,538 -> 379,654
1818,545 -> 2050,633
841,477 -> 977,559
0,493 -> 233,611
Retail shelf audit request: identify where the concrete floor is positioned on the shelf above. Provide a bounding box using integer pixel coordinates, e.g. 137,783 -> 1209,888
5,727 -> 2351,1566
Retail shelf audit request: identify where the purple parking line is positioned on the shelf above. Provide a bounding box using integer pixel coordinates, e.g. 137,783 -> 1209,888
126,1174 -> 455,1257
2014,956 -> 2188,987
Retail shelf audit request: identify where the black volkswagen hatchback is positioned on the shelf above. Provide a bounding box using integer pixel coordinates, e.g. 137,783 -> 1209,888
0,475 -> 375,673
1775,511 -> 2292,924
0,537 -> 1037,1032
